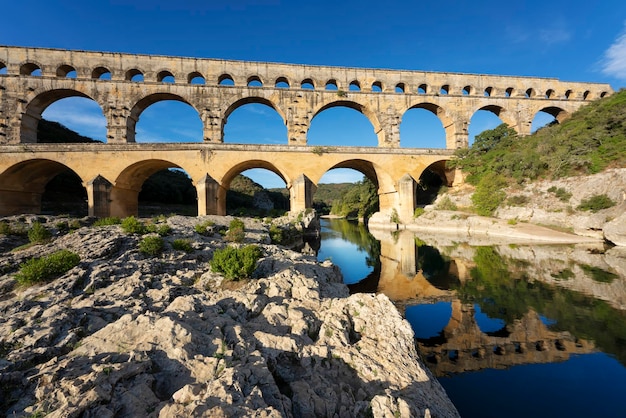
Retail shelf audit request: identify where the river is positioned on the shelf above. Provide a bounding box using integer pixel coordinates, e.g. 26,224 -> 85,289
316,218 -> 626,418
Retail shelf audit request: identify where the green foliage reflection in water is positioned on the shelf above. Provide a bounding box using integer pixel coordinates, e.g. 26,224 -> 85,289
456,246 -> 626,365
322,218 -> 381,269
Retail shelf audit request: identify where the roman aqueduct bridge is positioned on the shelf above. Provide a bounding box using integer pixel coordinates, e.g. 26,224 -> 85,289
0,46 -> 613,220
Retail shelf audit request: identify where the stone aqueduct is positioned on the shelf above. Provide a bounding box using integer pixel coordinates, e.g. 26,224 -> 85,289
0,46 -> 613,220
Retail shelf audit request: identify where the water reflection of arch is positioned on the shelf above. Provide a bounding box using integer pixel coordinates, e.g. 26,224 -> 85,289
417,300 -> 596,377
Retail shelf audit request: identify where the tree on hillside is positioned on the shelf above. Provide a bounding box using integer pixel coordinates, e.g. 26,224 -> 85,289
330,177 -> 379,219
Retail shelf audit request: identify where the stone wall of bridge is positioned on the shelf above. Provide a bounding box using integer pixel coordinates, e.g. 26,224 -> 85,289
0,46 -> 613,148
0,143 -> 455,220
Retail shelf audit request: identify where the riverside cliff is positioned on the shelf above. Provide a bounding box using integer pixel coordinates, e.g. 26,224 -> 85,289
0,215 -> 459,417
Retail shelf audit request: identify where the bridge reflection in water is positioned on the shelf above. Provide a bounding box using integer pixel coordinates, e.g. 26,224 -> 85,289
318,219 -> 626,416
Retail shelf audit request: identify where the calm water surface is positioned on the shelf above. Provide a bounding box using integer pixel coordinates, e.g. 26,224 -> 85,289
316,218 -> 626,418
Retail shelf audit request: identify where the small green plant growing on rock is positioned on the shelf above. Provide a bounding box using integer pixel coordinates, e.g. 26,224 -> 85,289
146,223 -> 171,236
390,208 -> 401,224
121,216 -> 146,234
0,221 -> 12,235
195,220 -> 215,236
172,238 -> 193,253
210,244 -> 262,280
547,186 -> 572,202
413,207 -> 425,218
577,194 -> 616,213
139,235 -> 164,257
436,196 -> 458,211
28,222 -> 52,244
93,217 -> 121,227
225,218 -> 245,243
471,173 -> 507,216
15,249 -> 80,286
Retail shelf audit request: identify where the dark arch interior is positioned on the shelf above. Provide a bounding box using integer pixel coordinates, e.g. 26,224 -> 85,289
138,169 -> 198,217
416,161 -> 449,206
42,170 -> 88,216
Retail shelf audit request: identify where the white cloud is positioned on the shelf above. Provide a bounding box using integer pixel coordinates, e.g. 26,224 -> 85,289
538,27 -> 571,45
601,24 -> 626,80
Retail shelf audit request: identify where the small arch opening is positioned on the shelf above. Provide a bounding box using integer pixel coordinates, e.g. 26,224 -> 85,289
565,89 -> 572,99
525,88 -> 535,98
301,79 -> 314,90
218,74 -> 235,86
275,77 -> 290,88
188,72 -> 205,85
157,71 -> 175,83
325,79 -> 338,90
505,87 -> 514,97
21,63 -> 42,76
545,89 -> 554,99
462,86 -> 472,96
247,76 -> 263,87
484,87 -> 493,97
395,83 -> 405,93
0,61 -> 7,75
126,69 -> 144,82
583,90 -> 590,100
92,67 -> 111,80
349,80 -> 361,92
418,84 -> 428,94
57,65 -> 77,78
600,91 -> 608,98
371,81 -> 383,92
439,85 -> 449,95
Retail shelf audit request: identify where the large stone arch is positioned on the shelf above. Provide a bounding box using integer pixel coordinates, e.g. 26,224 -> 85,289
217,159 -> 290,215
400,102 -> 451,148
0,159 -> 86,215
471,104 -> 517,133
20,88 -> 106,143
309,100 -> 382,146
127,92 -> 202,143
111,159 -> 193,217
534,106 -> 569,124
221,96 -> 288,144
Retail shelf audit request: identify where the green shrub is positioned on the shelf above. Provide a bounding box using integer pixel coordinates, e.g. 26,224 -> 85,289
577,194 -> 616,212
15,249 -> 80,286
139,235 -> 164,257
472,173 -> 507,216
195,220 -> 215,236
436,196 -> 458,211
413,207 -> 425,218
0,221 -> 12,235
121,216 -> 146,234
506,195 -> 529,206
28,222 -> 52,243
547,186 -> 572,202
225,218 -> 245,243
210,245 -> 262,280
172,238 -> 193,253
269,224 -> 284,244
93,217 -> 121,227
146,223 -> 171,236
390,208 -> 401,224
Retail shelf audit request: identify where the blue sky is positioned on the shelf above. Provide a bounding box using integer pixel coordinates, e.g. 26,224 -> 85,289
3,0 -> 626,187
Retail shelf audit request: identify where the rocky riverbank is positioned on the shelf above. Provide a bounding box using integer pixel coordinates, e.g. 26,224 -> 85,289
371,168 -> 626,246
0,215 -> 459,417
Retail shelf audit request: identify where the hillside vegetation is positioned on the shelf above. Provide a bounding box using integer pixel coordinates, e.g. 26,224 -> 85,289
453,89 -> 626,185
